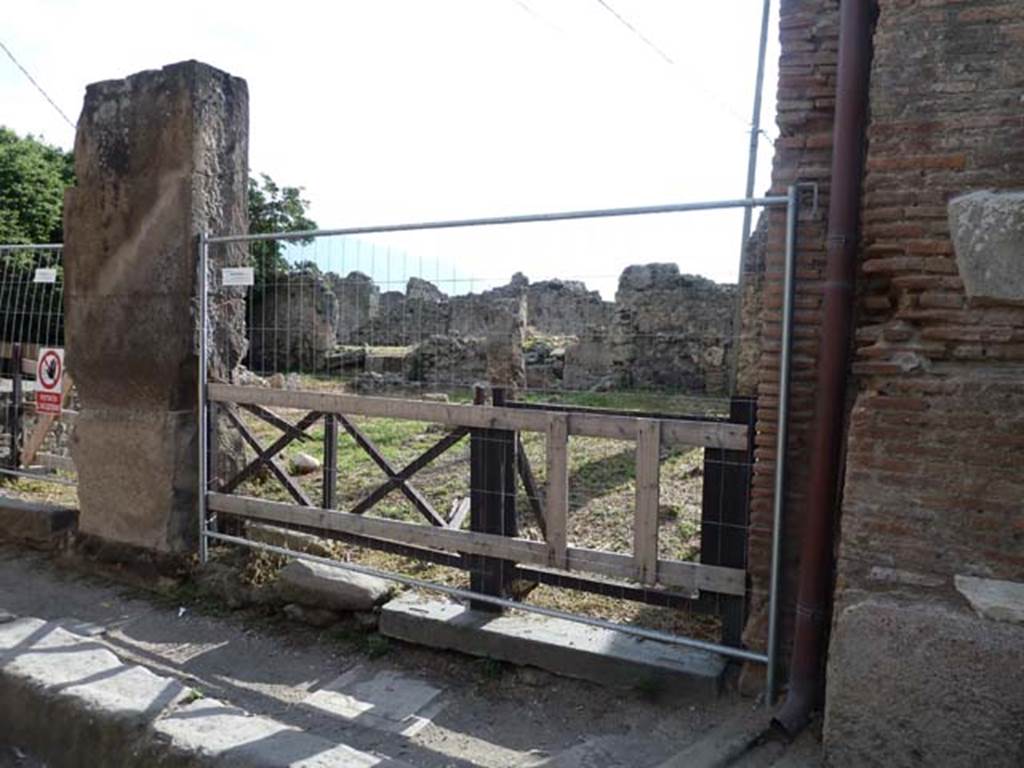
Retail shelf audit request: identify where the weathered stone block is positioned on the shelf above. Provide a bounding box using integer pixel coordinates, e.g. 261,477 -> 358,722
276,560 -> 393,612
71,409 -> 198,551
64,61 -> 248,554
949,190 -> 1024,306
824,595 -> 1024,767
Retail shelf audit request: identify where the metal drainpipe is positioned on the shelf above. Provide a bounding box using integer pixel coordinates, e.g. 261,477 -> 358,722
772,0 -> 876,737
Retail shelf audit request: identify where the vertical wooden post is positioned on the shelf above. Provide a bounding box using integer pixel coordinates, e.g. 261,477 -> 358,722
322,413 -> 338,510
701,396 -> 756,646
634,418 -> 661,585
10,343 -> 22,470
469,385 -> 518,611
545,413 -> 569,569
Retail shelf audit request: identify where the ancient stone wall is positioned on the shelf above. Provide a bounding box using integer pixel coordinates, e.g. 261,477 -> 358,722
249,264 -> 737,396
64,61 -> 248,553
325,271 -> 379,343
611,264 -> 737,393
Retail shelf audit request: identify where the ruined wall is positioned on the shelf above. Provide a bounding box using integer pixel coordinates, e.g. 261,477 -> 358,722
611,264 -> 737,393
326,271 -> 379,343
823,2 -> 1024,763
249,270 -> 338,372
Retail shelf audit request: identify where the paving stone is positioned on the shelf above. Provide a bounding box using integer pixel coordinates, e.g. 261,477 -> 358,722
304,667 -> 445,736
154,698 -> 410,767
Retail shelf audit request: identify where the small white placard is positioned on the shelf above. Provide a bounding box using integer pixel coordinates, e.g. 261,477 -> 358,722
33,268 -> 58,284
221,267 -> 254,287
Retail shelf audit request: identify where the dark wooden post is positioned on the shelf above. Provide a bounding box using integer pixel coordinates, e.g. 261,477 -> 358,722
469,385 -> 518,611
322,413 -> 338,510
10,343 -> 22,470
700,396 -> 756,647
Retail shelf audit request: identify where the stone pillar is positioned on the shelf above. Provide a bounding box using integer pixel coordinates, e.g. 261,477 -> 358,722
484,295 -> 527,391
64,61 -> 248,554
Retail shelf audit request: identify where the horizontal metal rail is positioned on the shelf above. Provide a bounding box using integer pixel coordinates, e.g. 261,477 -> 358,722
206,195 -> 791,244
0,244 -> 63,251
205,530 -> 770,665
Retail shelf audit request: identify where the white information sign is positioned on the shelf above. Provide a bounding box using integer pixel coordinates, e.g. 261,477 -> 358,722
222,267 -> 255,287
33,268 -> 58,284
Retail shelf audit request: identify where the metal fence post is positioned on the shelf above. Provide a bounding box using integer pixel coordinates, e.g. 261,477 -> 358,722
9,343 -> 22,471
322,414 -> 338,510
766,184 -> 800,705
468,385 -> 518,611
700,395 -> 757,647
197,233 -> 210,564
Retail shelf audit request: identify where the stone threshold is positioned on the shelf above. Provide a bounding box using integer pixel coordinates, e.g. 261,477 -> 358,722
379,593 -> 727,696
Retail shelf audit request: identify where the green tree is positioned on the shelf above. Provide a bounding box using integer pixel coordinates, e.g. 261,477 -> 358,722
0,127 -> 74,244
247,173 -> 317,284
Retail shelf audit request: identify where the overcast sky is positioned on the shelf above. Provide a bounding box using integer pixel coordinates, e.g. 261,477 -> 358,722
2,1 -> 779,298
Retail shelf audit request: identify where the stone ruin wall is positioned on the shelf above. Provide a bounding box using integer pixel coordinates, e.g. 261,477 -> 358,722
247,262 -> 739,395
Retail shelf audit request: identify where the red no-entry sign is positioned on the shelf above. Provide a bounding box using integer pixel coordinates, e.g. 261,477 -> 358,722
36,347 -> 64,415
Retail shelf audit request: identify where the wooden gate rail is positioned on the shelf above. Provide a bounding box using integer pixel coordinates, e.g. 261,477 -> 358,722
207,382 -> 748,599
206,492 -> 745,596
207,384 -> 749,450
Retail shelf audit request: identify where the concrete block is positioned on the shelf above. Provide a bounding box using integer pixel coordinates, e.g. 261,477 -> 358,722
0,495 -> 77,546
380,594 -> 726,694
949,190 -> 1024,306
823,595 -> 1024,767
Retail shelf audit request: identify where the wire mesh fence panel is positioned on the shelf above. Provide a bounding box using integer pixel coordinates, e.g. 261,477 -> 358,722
0,244 -> 77,498
202,193 -> 795,673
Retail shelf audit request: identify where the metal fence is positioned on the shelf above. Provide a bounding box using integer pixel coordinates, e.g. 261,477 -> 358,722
0,244 -> 77,493
198,189 -> 799,703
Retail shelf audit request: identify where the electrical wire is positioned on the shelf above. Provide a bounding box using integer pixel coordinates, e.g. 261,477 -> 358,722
0,39 -> 76,130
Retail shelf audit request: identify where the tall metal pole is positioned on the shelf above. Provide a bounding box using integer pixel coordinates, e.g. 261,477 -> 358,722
740,0 -> 773,257
197,232 -> 210,564
766,184 -> 799,706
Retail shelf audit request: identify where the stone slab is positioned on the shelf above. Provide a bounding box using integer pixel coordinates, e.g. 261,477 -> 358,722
379,594 -> 726,694
277,559 -> 393,612
954,574 -> 1024,625
153,699 -> 410,767
303,666 -> 444,736
0,615 -> 411,767
0,495 -> 77,546
824,595 -> 1024,767
949,190 -> 1024,306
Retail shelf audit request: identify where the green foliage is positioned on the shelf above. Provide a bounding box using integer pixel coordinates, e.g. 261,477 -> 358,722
0,127 -> 73,244
247,173 -> 317,284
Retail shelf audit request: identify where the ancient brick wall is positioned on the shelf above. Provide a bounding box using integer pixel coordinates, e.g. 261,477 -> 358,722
835,0 -> 1024,605
743,0 -> 840,674
823,3 -> 1024,760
